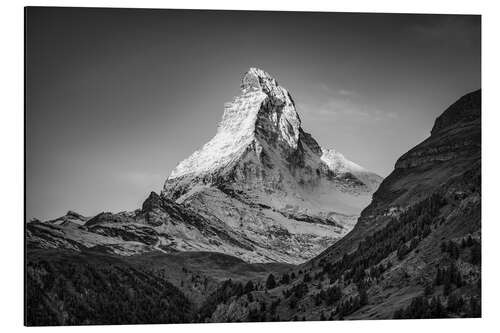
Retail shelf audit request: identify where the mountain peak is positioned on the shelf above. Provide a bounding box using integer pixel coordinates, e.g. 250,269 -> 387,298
241,67 -> 289,105
163,67 -> 381,208
241,67 -> 278,91
160,67 -> 382,262
167,68 -> 298,180
142,191 -> 161,212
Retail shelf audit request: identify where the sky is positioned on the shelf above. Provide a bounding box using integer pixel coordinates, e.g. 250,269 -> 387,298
26,8 -> 481,220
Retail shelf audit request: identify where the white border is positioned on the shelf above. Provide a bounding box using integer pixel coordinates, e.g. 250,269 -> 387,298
2,0 -> 499,332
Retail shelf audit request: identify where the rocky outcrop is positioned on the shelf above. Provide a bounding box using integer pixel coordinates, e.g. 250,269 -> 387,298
142,191 -> 162,211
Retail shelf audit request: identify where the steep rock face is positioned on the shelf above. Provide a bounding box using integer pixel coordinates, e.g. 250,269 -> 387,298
160,68 -> 382,263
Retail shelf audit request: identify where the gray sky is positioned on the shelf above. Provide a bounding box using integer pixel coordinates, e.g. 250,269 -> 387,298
26,8 -> 480,220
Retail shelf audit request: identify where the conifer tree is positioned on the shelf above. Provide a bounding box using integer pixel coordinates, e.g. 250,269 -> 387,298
266,274 -> 277,290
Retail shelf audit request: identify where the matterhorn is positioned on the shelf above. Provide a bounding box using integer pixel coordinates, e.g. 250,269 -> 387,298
28,68 -> 382,264
161,68 -> 382,263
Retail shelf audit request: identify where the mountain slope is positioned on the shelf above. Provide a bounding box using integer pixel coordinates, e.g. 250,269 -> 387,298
203,89 -> 481,321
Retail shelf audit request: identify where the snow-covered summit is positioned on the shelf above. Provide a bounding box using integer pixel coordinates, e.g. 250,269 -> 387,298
165,67 -> 379,195
169,67 -> 298,180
